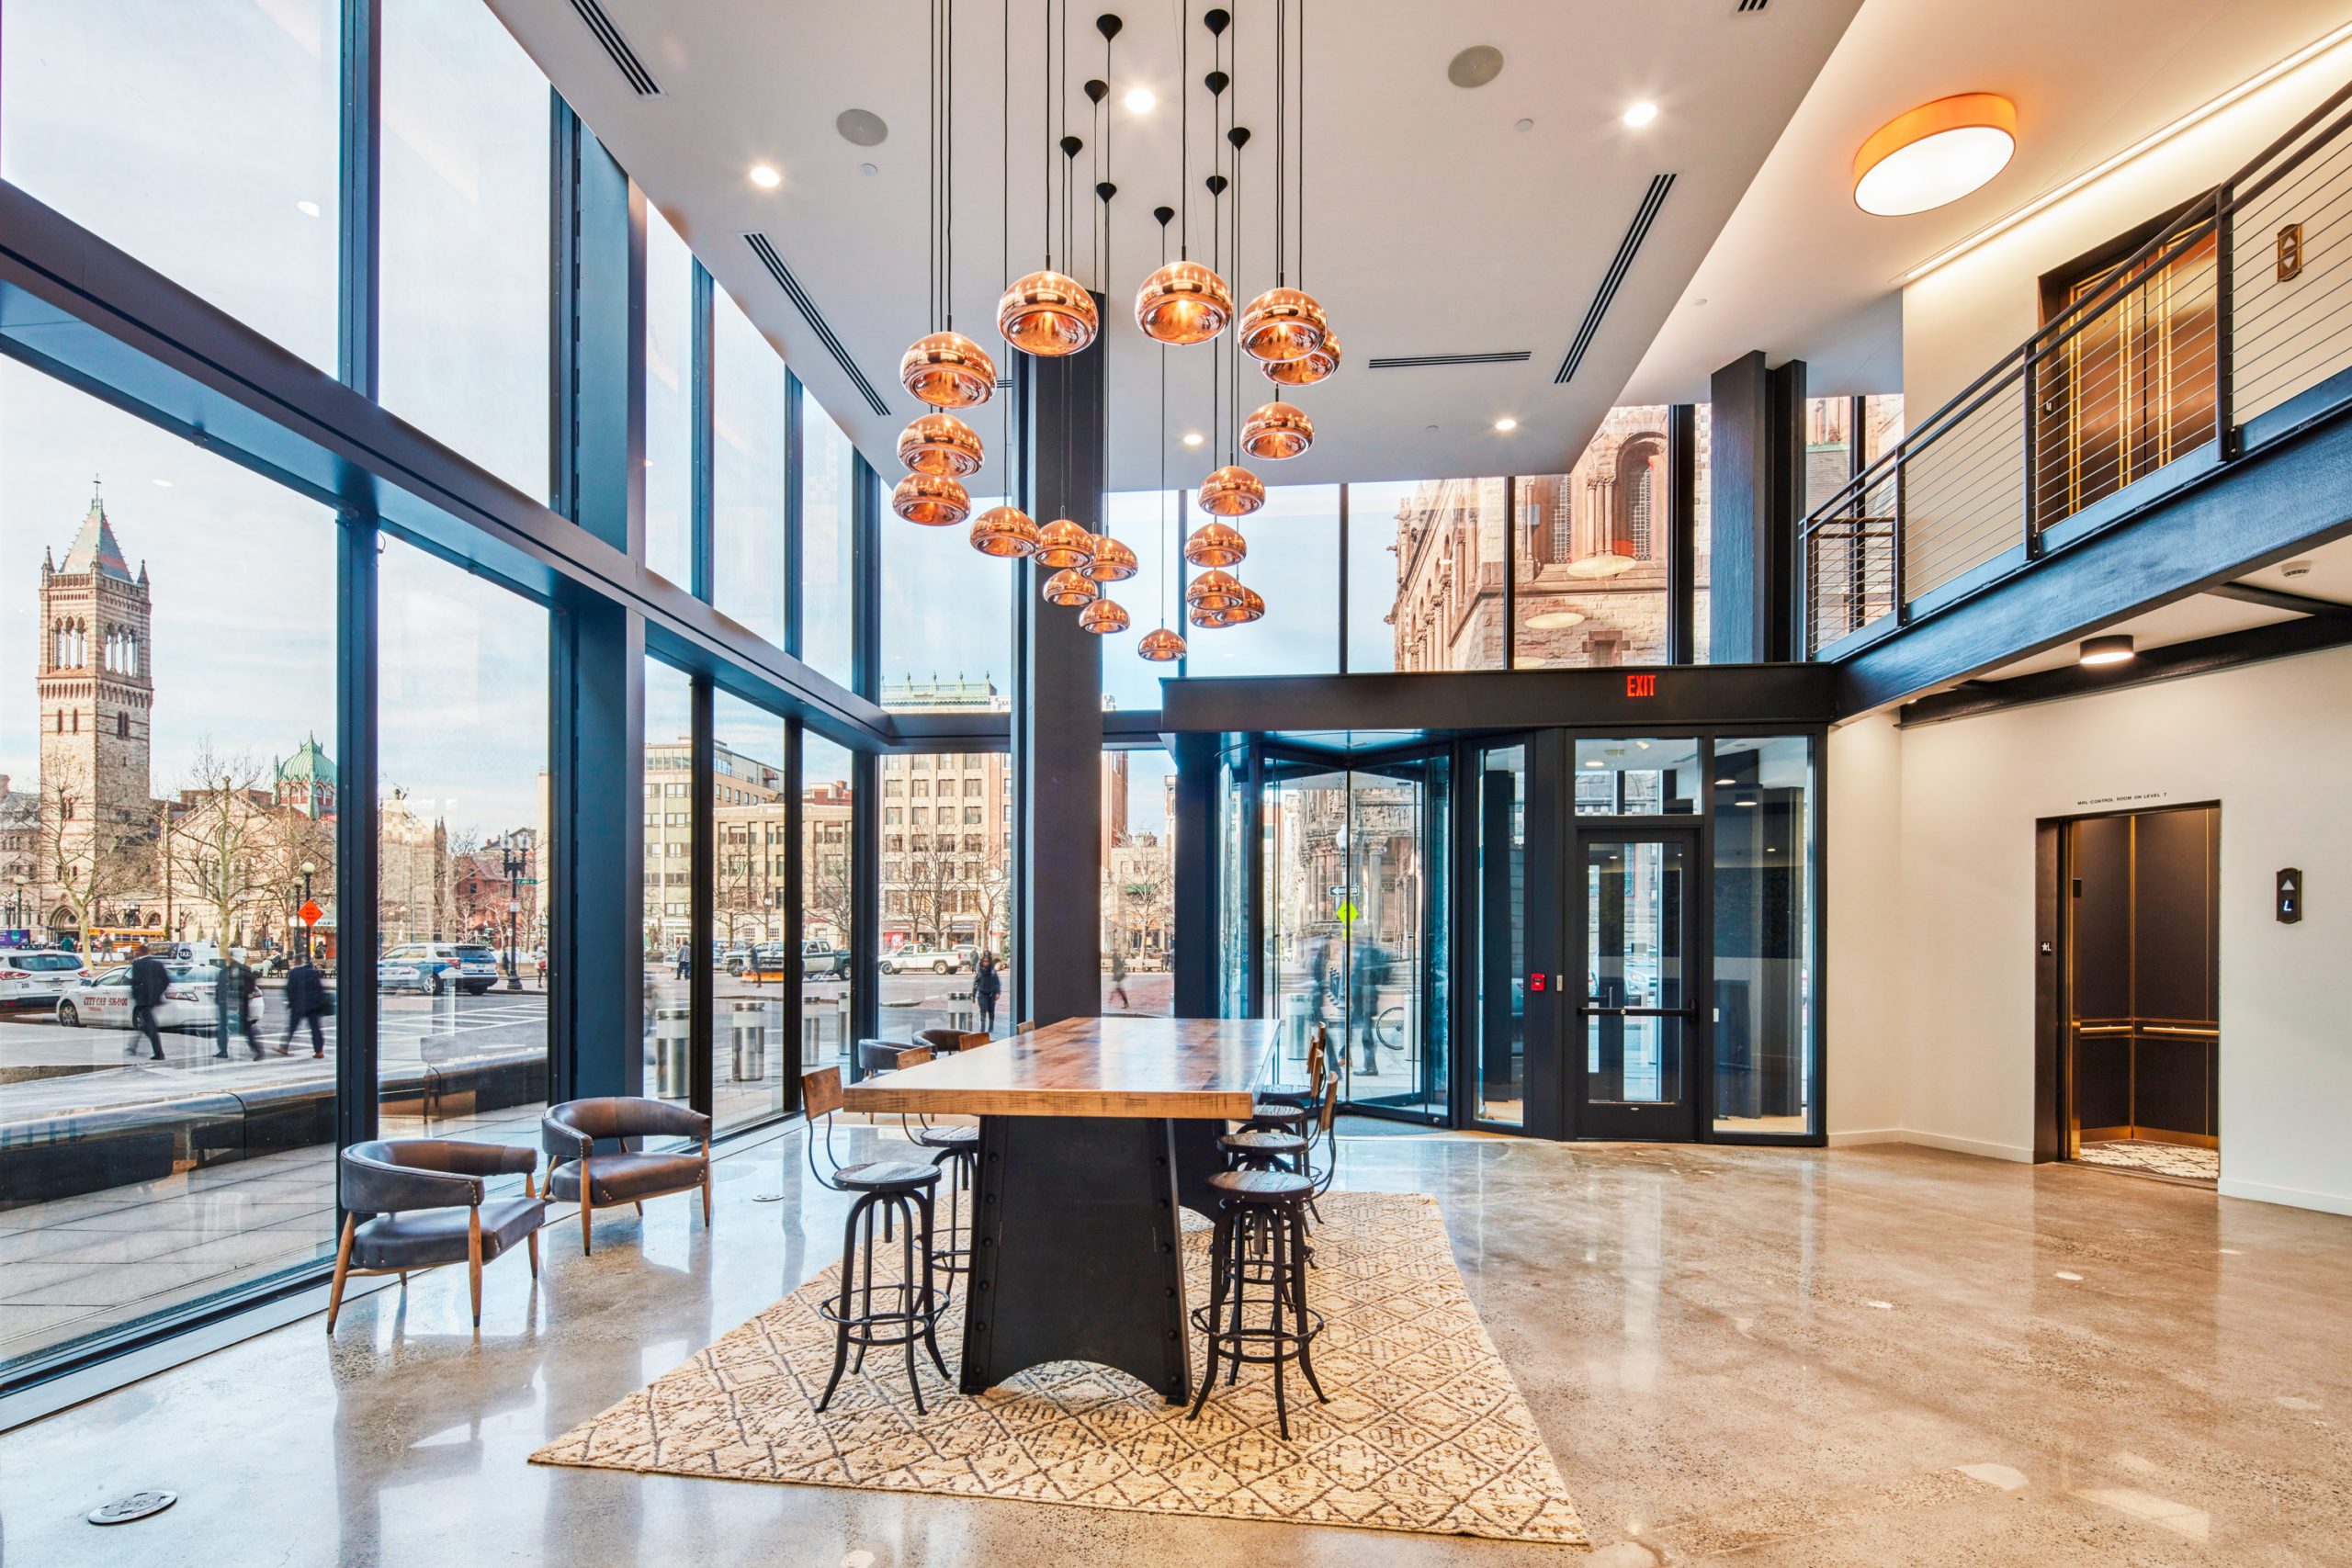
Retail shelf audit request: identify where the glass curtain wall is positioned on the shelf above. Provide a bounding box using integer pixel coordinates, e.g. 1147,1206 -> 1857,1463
800,737 -> 855,1072
1184,484 -> 1339,676
799,388 -> 858,685
1102,491 -> 1181,713
1346,479 -> 1510,672
881,499 -> 1012,712
1518,408 -> 1673,668
644,209 -> 696,590
1102,749 -> 1177,1016
379,0 -> 551,499
711,695 -> 787,1132
0,0 -> 342,372
642,663 -> 695,1102
877,752 -> 1012,1036
1473,743 -> 1529,1126
1710,737 -> 1816,1136
0,360 -> 341,1375
376,537 -> 550,1181
713,289 -> 787,647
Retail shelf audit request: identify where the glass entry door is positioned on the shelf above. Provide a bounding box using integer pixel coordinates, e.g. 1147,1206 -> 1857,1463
1573,828 -> 1701,1140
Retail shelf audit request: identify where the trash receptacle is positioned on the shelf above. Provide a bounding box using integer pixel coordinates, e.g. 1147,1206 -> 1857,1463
654,1004 -> 691,1097
730,1000 -> 767,1083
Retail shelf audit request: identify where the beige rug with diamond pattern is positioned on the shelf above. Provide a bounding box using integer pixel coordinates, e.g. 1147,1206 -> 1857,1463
531,1190 -> 1587,1544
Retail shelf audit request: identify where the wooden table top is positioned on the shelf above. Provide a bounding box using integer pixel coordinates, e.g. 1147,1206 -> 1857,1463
841,1017 -> 1278,1120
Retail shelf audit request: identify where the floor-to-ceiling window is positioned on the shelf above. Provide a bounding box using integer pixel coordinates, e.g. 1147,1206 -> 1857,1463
642,663 -> 695,1102
0,0 -> 341,372
1184,484 -> 1339,677
1472,743 -> 1528,1127
1346,479 -> 1509,672
1710,737 -> 1815,1138
711,694 -> 786,1132
876,751 -> 1012,1037
1102,749 -> 1176,1016
800,736 -> 855,1071
376,537 -> 550,1181
1518,409 -> 1674,669
0,360 -> 341,1376
379,0 -> 551,499
644,209 -> 697,591
1102,491 -> 1181,713
881,498 -> 1012,712
713,289 -> 787,647
799,388 -> 858,685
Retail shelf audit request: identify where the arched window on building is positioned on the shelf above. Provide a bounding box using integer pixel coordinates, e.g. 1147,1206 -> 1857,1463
1614,434 -> 1667,562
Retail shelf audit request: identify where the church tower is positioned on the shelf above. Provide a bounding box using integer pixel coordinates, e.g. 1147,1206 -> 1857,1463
37,482 -> 153,927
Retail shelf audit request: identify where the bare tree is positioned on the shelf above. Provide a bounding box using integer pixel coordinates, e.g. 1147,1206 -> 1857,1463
164,745 -> 275,947
802,825 -> 854,947
38,753 -> 149,940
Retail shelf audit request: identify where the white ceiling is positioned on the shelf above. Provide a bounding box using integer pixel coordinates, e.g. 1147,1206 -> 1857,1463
487,0 -> 1859,490
1623,0 -> 2352,404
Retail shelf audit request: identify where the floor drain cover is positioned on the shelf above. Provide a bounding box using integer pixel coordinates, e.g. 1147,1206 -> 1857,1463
753,1193 -> 786,1202
89,1491 -> 177,1526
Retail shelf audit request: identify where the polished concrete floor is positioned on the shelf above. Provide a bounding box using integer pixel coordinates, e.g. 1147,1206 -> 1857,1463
5,1129 -> 2349,1566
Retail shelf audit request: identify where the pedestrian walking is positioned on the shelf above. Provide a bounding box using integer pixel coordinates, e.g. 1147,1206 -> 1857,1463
1351,939 -> 1390,1076
673,937 -> 691,980
214,953 -> 261,1060
1107,945 -> 1131,1010
281,957 -> 333,1057
973,949 -> 1001,1035
128,950 -> 169,1062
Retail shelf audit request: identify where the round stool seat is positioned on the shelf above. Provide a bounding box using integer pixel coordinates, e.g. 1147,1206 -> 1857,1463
1222,1127 -> 1306,1158
1207,1167 -> 1313,1203
836,1158 -> 943,1192
1254,1088 -> 1312,1109
1246,1101 -> 1307,1129
912,1123 -> 978,1150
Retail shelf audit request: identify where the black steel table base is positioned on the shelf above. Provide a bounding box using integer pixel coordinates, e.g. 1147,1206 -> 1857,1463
965,1114 -> 1215,1403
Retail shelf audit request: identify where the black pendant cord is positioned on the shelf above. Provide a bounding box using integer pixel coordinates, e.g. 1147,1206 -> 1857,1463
1274,0 -> 1284,288
1178,6 -> 1191,261
1001,0 -> 1012,465
1297,0 -> 1306,288
1042,0 -> 1053,269
926,0 -> 939,333
1158,208 -> 1172,626
945,0 -> 956,332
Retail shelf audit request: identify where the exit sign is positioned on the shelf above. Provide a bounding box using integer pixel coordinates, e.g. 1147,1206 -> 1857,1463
1626,673 -> 1657,698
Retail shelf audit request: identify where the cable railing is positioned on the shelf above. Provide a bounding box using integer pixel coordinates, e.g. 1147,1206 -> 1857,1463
1802,76 -> 2352,656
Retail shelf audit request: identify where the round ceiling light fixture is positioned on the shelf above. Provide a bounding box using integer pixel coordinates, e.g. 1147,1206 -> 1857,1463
1238,287 -> 1329,364
1853,93 -> 2018,216
1137,626 -> 1187,661
1523,608 -> 1587,630
899,332 -> 997,409
1623,101 -> 1658,129
1084,536 -> 1139,583
968,505 -> 1041,558
1136,259 -> 1234,345
1043,568 -> 1101,607
749,164 -> 782,189
999,269 -> 1101,356
1186,568 -> 1245,614
2079,633 -> 2135,666
1198,465 -> 1267,517
889,473 -> 971,527
1260,329 -> 1340,387
1184,519 -> 1248,569
1034,519 -> 1098,571
836,108 -> 889,147
1079,598 -> 1131,634
1125,86 -> 1156,114
1240,401 -> 1314,461
1446,44 -> 1504,90
1494,416 -> 1519,433
897,412 -> 985,478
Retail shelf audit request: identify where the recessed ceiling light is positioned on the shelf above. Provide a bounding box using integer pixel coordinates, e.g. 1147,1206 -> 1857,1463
1125,86 -> 1156,114
1623,101 -> 1658,129
1514,118 -> 1534,133
749,164 -> 782,189
2079,633 -> 2135,666
1583,758 -> 1603,768
860,162 -> 878,176
1182,431 -> 1204,447
1425,423 -> 1439,434
1853,93 -> 2017,216
1714,776 -> 1735,786
152,479 -> 174,488
1447,44 -> 1504,90
295,199 -> 322,219
1523,609 -> 1586,630
1736,798 -> 1758,807
1494,416 -> 1518,432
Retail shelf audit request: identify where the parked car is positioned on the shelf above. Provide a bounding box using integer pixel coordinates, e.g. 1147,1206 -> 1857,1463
0,950 -> 96,1010
719,944 -> 755,976
57,964 -> 215,1031
804,939 -> 850,978
877,946 -> 962,975
378,942 -> 502,996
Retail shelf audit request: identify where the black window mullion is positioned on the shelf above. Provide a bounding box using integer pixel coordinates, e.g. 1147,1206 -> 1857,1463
852,452 -> 882,704
691,262 -> 716,603
784,369 -> 806,655
689,678 -> 715,1115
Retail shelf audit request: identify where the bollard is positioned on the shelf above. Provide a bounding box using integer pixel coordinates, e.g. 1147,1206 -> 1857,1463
730,1000 -> 767,1083
654,1003 -> 691,1098
435,967 -> 463,1034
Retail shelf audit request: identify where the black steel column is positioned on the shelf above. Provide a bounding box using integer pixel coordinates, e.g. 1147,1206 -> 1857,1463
335,0 -> 379,402
1666,403 -> 1697,665
333,513 -> 378,1156
1707,353 -> 1805,663
850,745 -> 881,1050
1012,311 -> 1106,1027
1170,732 -> 1219,1018
550,104 -> 644,555
690,262 -> 716,604
781,722 -> 806,1111
688,678 -> 715,1113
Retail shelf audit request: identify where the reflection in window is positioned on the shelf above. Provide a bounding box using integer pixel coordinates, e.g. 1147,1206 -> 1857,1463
1183,484 -> 1338,677
378,536 -> 550,1182
1,0 -> 341,371
1711,737 -> 1815,1136
643,662 -> 694,1101
712,694 -> 786,1132
800,387 -> 858,685
0,359 -> 339,1375
379,0 -> 551,498
1346,479 -> 1508,672
801,736 -> 855,1071
644,209 -> 695,588
1518,407 -> 1674,668
713,289 -> 786,646
1102,749 -> 1175,1016
882,497 -> 1011,712
1573,738 -> 1702,816
1474,745 -> 1527,1125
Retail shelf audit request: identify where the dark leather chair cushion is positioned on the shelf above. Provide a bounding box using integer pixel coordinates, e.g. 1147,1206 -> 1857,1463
1255,1088 -> 1313,1109
353,1196 -> 547,1270
855,1040 -> 922,1077
914,1028 -> 968,1054
837,1158 -> 941,1191
541,1097 -> 710,1165
912,1123 -> 978,1150
546,1150 -> 707,1205
343,1138 -> 537,1215
1246,1102 -> 1308,1130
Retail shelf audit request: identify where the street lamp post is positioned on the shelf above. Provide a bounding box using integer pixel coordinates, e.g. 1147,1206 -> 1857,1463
8,874 -> 24,930
299,861 -> 315,962
501,838 -> 526,991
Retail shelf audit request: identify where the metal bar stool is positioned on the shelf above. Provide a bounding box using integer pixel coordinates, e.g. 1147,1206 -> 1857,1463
901,1038 -> 989,1286
1188,1167 -> 1328,1440
1246,1025 -> 1326,1135
799,1066 -> 950,1414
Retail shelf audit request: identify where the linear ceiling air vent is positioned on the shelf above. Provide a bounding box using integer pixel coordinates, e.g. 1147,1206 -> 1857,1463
742,234 -> 890,415
569,0 -> 662,96
1736,0 -> 1770,13
1554,173 -> 1675,385
1365,351 -> 1532,369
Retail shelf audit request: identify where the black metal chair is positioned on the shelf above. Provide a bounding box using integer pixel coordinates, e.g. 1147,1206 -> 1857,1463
329,1140 -> 546,1331
800,1066 -> 949,1414
541,1097 -> 712,1256
1188,1166 -> 1328,1440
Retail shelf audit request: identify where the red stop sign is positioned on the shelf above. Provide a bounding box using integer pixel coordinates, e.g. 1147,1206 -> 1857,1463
299,899 -> 324,927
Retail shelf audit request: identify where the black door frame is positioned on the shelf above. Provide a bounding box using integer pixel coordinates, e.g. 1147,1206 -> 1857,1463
1569,821 -> 1707,1142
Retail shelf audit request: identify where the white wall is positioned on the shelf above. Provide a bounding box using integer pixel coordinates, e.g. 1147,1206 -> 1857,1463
1826,645 -> 2352,1215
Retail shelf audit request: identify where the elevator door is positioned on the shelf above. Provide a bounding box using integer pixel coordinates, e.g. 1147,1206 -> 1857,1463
1573,827 -> 1702,1140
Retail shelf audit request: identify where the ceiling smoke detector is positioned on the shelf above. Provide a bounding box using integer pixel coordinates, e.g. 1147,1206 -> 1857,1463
1447,45 -> 1504,89
836,108 -> 888,147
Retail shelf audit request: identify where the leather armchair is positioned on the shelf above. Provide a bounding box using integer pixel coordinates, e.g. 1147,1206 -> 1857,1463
541,1098 -> 713,1256
330,1139 -> 546,1331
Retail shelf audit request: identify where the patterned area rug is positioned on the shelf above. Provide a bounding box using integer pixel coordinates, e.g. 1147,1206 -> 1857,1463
2076,1139 -> 2219,1183
532,1191 -> 1587,1545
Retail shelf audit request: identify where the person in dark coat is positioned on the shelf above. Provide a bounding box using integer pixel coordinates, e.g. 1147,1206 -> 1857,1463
127,952 -> 170,1062
214,955 -> 260,1060
281,959 -> 332,1057
1350,939 -> 1390,1075
972,950 -> 1002,1036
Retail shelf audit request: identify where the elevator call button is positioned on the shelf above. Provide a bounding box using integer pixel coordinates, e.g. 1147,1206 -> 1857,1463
2278,868 -> 2303,924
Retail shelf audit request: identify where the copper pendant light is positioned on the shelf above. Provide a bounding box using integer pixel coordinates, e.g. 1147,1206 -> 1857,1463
1259,327 -> 1338,386
890,473 -> 972,527
1137,625 -> 1187,660
968,504 -> 1040,558
1188,600 -> 1238,628
1186,566 -> 1244,613
1042,567 -> 1100,606
1228,583 -> 1268,623
898,412 -> 986,477
998,268 -> 1099,356
1184,518 -> 1248,568
1078,597 -> 1130,634
1034,518 -> 1097,570
900,330 -> 998,409
1239,400 -> 1313,460
1136,259 -> 1233,344
1197,464 -> 1266,517
1083,535 -> 1138,582
1238,286 -> 1327,363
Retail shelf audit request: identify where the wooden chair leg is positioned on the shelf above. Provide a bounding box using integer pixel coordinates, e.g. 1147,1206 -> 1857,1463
702,1141 -> 713,1227
325,1215 -> 356,1333
578,1157 -> 594,1255
468,1208 -> 483,1327
526,1225 -> 540,1278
